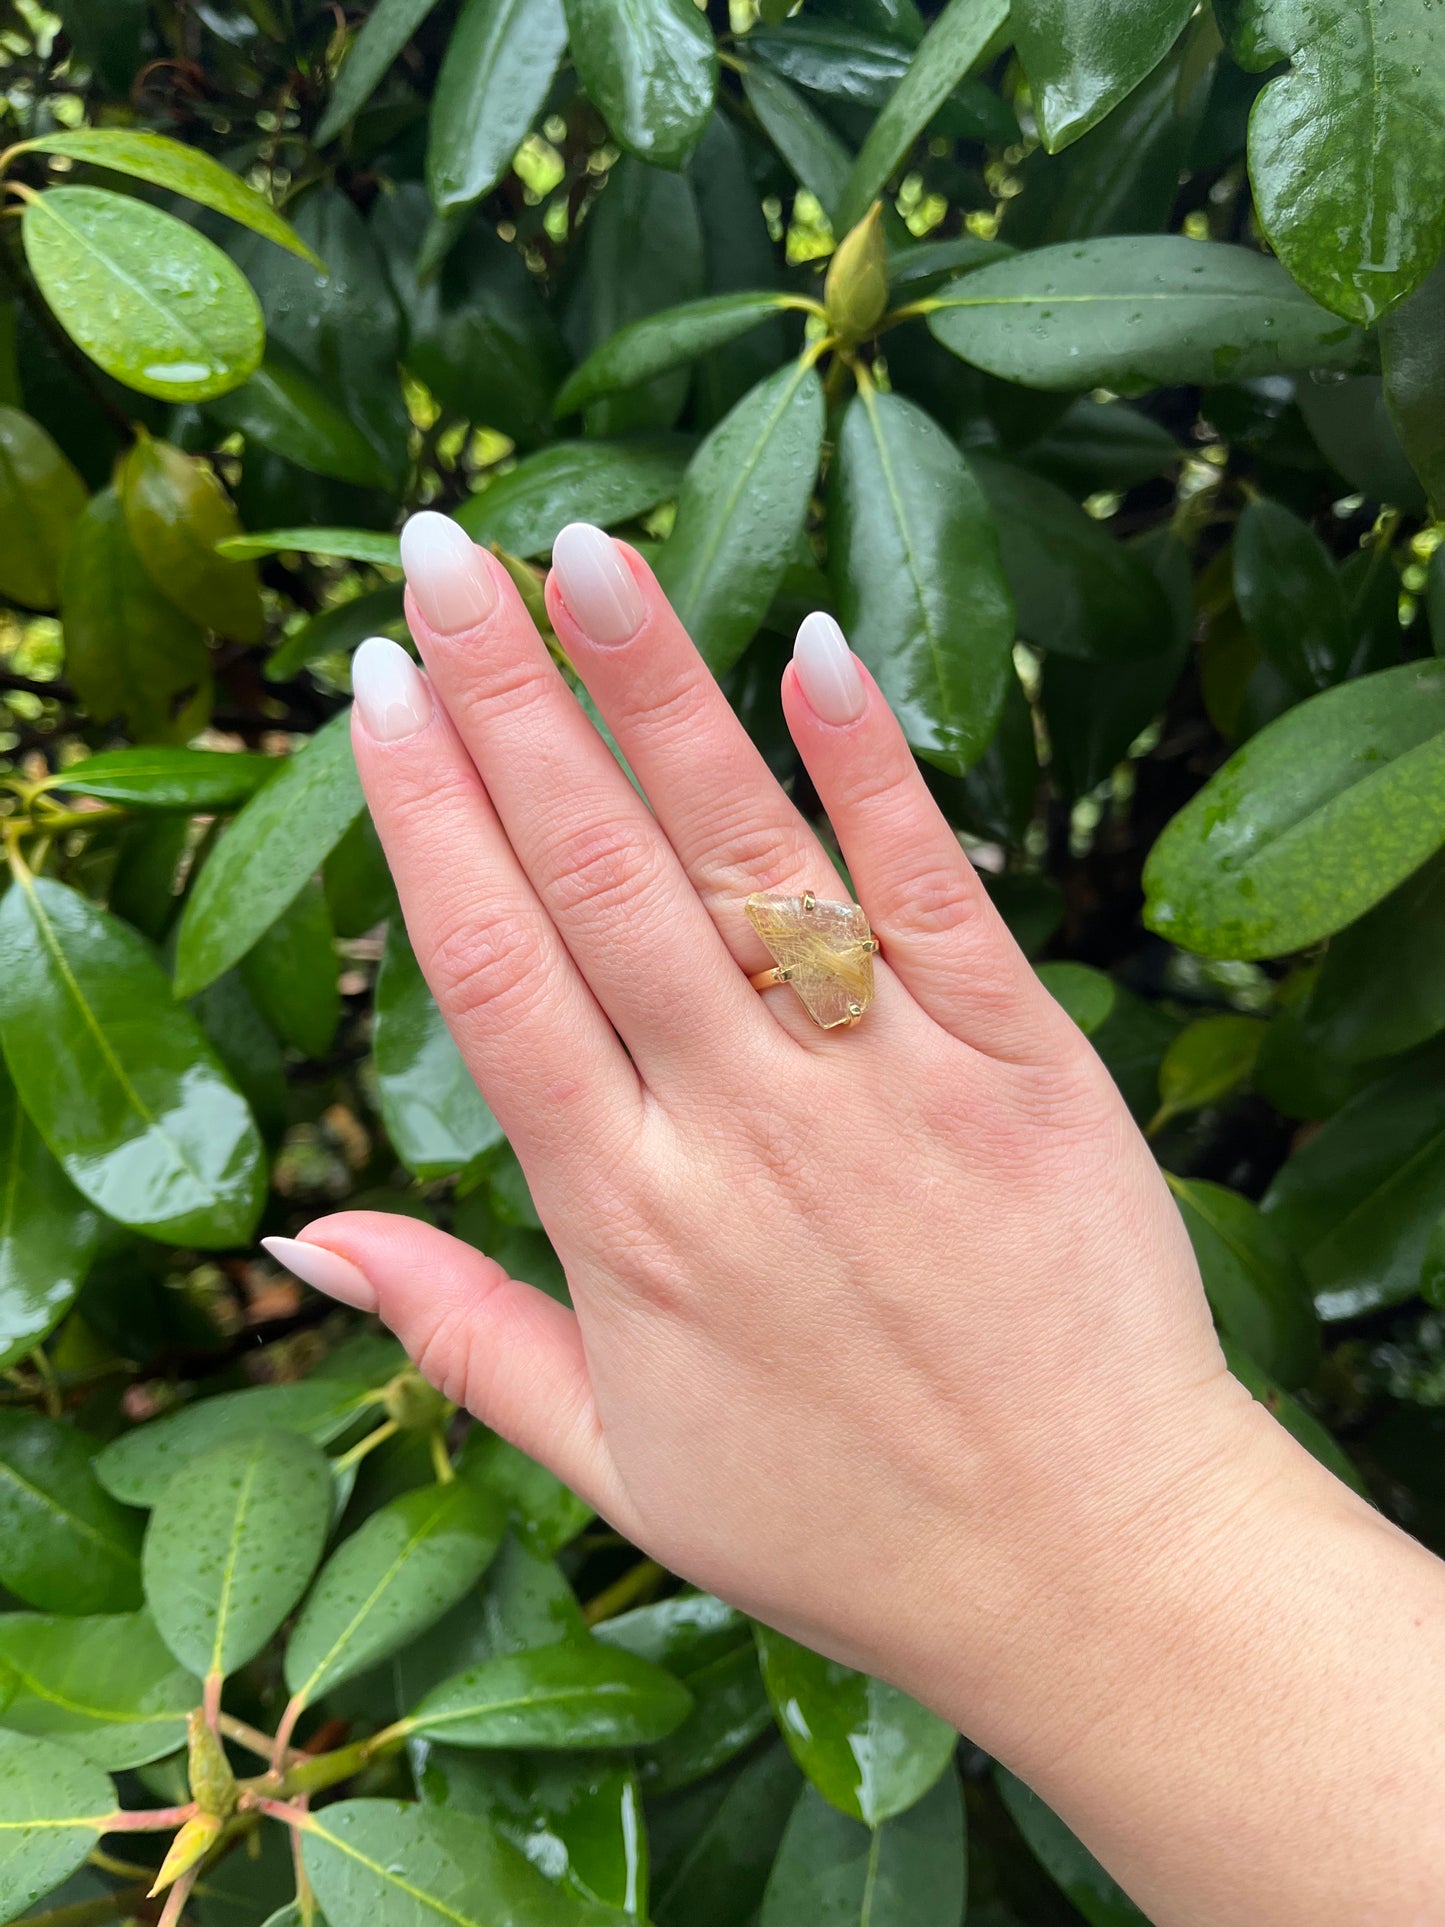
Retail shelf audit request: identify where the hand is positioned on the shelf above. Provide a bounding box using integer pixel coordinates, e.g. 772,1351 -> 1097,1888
266,515 -> 1445,1927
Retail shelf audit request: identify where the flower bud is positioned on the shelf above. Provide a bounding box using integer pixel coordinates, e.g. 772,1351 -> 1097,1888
149,1814 -> 222,1897
824,201 -> 889,342
383,1368 -> 450,1432
186,1708 -> 237,1820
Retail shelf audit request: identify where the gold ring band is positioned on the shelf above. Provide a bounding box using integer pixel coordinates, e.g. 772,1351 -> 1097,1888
745,889 -> 879,1030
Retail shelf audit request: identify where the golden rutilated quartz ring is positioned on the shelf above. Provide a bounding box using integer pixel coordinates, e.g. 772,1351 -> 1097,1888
745,890 -> 879,1029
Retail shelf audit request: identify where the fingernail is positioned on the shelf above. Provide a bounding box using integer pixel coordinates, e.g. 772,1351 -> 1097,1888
352,635 -> 432,742
551,523 -> 644,647
793,611 -> 865,725
400,510 -> 497,634
262,1236 -> 378,1313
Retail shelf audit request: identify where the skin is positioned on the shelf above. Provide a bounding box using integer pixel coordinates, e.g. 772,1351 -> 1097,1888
294,536 -> 1445,1925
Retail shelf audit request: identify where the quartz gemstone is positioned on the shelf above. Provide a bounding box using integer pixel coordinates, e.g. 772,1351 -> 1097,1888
746,890 -> 877,1028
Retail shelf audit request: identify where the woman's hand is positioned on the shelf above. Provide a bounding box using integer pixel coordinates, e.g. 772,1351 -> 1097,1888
266,514 -> 1445,1927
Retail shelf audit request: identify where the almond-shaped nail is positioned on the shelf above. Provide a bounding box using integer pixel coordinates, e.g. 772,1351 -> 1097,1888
352,635 -> 432,742
262,1236 -> 378,1312
793,610 -> 865,725
551,522 -> 644,647
400,510 -> 497,634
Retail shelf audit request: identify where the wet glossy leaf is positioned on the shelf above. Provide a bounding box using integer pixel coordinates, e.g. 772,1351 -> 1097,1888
1219,0 -> 1445,324
839,0 -> 1009,228
1036,962 -> 1115,1037
750,19 -> 1014,141
405,1639 -> 692,1748
0,406 -> 86,610
1380,254 -> 1445,514
324,811 -> 398,938
0,1412 -> 142,1613
144,1429 -> 332,1678
240,877 -> 340,1060
302,1796 -> 634,1927
1154,1014 -> 1265,1125
831,389 -> 1012,774
0,1057 -> 99,1374
217,527 -> 401,565
1014,0 -> 1195,150
754,1626 -> 956,1824
210,344 -> 394,489
0,1610 -> 197,1768
761,1770 -> 966,1927
456,437 -> 692,556
456,1429 -> 593,1555
927,238 -> 1362,393
374,921 -> 502,1179
556,294 -> 801,417
285,1480 -> 505,1708
0,875 -> 265,1246
191,969 -> 288,1144
1220,1337 -> 1366,1493
1263,1038 -> 1445,1319
740,65 -> 854,223
316,0 -> 446,145
656,358 -> 824,675
23,187 -> 264,402
995,1768 -> 1145,1927
61,488 -> 212,743
0,1729 -> 114,1922
1304,849 -> 1445,1062
565,0 -> 716,170
174,709 -> 365,998
1166,1174 -> 1319,1388
652,1742 -> 800,1927
428,0 -> 567,212
1233,497 -> 1348,694
1143,660 -> 1445,959
18,129 -> 317,262
120,436 -> 263,642
266,582 -> 407,682
96,1380 -> 377,1507
45,747 -> 276,812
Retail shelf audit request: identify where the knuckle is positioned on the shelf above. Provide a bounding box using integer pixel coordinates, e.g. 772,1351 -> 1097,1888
429,907 -> 548,1032
885,851 -> 986,939
693,817 -> 816,907
458,651 -> 556,725
541,816 -> 668,923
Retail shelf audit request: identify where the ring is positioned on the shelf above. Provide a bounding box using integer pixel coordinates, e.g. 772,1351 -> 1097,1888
746,890 -> 879,1029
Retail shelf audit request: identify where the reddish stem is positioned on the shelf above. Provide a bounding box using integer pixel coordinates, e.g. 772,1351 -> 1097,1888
101,1804 -> 198,1834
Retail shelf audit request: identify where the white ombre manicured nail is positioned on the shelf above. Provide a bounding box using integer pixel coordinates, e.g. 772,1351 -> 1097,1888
551,522 -> 644,647
399,510 -> 497,634
793,611 -> 865,725
352,635 -> 431,741
262,1236 -> 378,1312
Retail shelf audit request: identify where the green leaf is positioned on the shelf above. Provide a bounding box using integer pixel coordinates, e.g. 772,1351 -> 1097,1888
1381,253 -> 1445,515
564,0 -> 717,170
555,293 -> 802,418
761,1770 -> 966,1927
405,1640 -> 692,1748
456,1430 -> 592,1555
456,437 -> 692,557
1303,849 -> 1445,1062
284,1480 -> 505,1709
926,237 -> 1362,393
191,969 -> 289,1145
45,747 -> 277,812
0,1412 -> 142,1613
316,0 -> 447,146
1025,399 -> 1181,495
0,875 -> 266,1247
174,709 -> 365,998
1219,0 -> 1445,324
655,358 -> 824,675
0,1729 -> 113,1923
96,1380 -> 376,1508
1154,1014 -> 1266,1125
302,1797 -> 634,1927
325,812 -> 398,938
749,19 -> 1015,141
144,1430 -> 331,1680
1165,1174 -> 1320,1388
1263,1037 -> 1445,1319
830,388 -> 1013,776
0,1056 -> 99,1374
55,0 -> 147,96
428,0 -> 567,212
886,234 -> 1016,297
752,1625 -> 956,1825
61,488 -> 212,743
0,406 -> 86,611
838,0 -> 1010,230
240,878 -> 340,1061
210,344 -> 395,489
1014,0 -> 1195,150
1220,1336 -> 1366,1493
216,527 -> 402,566
16,129 -> 319,264
119,436 -> 263,643
1421,1213 -> 1445,1311
266,583 -> 408,681
374,921 -> 502,1180
1233,497 -> 1348,694
1036,962 -> 1116,1037
1142,660 -> 1445,959
23,187 -> 264,402
652,1742 -> 800,1927
994,1767 -> 1145,1927
1296,374 -> 1425,513
740,65 -> 854,224
0,1610 -> 197,1769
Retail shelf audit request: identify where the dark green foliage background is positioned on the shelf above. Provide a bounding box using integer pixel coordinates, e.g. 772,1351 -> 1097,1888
0,1 -> 1443,1922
